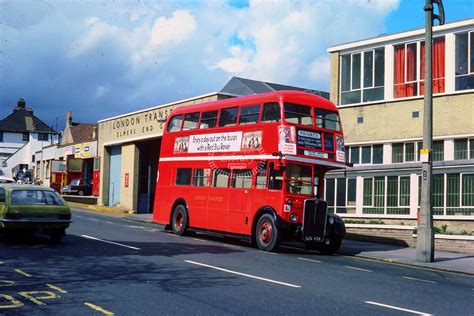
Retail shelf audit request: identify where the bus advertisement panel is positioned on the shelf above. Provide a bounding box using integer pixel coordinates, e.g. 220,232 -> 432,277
153,91 -> 346,253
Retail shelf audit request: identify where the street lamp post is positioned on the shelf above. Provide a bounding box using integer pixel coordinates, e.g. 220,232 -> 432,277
417,0 -> 444,263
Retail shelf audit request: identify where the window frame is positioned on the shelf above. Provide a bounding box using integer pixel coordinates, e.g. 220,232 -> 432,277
455,30 -> 474,91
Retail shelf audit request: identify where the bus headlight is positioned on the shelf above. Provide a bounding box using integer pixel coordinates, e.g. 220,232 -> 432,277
290,213 -> 298,223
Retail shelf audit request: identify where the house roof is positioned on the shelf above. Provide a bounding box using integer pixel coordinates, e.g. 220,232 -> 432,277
0,100 -> 56,134
219,77 -> 330,100
69,123 -> 97,144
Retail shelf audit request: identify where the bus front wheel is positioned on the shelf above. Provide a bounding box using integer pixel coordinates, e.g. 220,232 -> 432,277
255,214 -> 279,252
318,236 -> 342,255
171,205 -> 188,236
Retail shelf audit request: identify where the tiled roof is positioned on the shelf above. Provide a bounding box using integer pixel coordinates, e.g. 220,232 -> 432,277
69,123 -> 97,143
0,107 -> 56,133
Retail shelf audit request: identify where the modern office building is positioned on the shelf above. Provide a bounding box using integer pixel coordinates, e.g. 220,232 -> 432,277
325,19 -> 473,229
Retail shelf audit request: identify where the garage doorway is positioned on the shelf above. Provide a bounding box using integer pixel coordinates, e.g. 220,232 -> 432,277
137,138 -> 161,213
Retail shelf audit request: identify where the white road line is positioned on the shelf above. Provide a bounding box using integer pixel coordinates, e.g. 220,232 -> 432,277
345,266 -> 373,273
80,235 -> 140,250
89,218 -> 99,222
402,276 -> 437,284
365,301 -> 433,315
15,269 -> 32,277
185,260 -> 301,288
258,250 -> 277,255
298,257 -> 321,264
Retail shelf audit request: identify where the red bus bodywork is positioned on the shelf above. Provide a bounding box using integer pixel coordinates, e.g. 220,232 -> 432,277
153,91 -> 346,253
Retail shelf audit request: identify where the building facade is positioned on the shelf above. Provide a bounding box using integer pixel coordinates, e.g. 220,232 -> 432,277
326,19 -> 474,229
0,99 -> 59,178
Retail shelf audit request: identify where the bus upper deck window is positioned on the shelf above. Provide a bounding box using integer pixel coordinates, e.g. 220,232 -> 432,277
284,103 -> 312,126
167,115 -> 183,132
315,109 -> 341,131
218,107 -> 238,127
261,103 -> 281,123
200,111 -> 218,129
182,112 -> 200,130
239,105 -> 261,125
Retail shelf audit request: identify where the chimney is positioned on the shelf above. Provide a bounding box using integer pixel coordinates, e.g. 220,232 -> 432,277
66,111 -> 72,127
16,99 -> 26,110
92,126 -> 98,140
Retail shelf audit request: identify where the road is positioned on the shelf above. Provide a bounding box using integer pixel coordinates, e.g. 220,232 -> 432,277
1,207 -> 473,315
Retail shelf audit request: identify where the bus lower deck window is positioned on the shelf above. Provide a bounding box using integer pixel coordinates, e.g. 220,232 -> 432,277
231,169 -> 252,189
176,168 -> 192,185
212,169 -> 230,187
192,169 -> 211,186
256,162 -> 268,189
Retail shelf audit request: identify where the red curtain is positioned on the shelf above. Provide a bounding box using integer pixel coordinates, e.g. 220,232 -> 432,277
394,45 -> 406,98
420,37 -> 445,95
406,44 -> 417,96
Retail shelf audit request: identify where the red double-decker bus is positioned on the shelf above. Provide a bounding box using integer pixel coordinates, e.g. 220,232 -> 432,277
153,90 -> 347,253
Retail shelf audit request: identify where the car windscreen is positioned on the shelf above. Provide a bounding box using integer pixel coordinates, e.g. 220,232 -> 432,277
70,179 -> 81,186
10,190 -> 65,206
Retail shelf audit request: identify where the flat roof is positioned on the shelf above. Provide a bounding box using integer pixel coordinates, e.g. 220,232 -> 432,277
98,91 -> 237,124
328,18 -> 473,53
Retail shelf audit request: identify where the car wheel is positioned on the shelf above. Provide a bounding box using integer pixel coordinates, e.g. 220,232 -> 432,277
318,236 -> 342,255
255,214 -> 279,252
171,205 -> 188,236
78,190 -> 84,196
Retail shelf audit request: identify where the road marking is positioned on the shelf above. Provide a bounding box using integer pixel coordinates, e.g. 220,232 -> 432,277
298,257 -> 321,264
0,280 -> 15,286
166,233 -> 179,237
80,235 -> 140,250
105,221 -> 114,225
345,266 -> 373,273
185,260 -> 301,288
85,302 -> 114,315
0,261 -> 4,265
365,301 -> 432,315
402,276 -> 437,284
15,269 -> 32,277
192,238 -> 205,242
0,294 -> 24,308
89,218 -> 99,222
19,291 -> 60,306
47,284 -> 68,293
259,250 -> 277,255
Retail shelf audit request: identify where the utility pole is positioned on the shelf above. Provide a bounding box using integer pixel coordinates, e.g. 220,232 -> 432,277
417,0 -> 444,263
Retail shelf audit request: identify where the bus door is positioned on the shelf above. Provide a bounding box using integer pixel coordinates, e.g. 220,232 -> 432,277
207,169 -> 229,232
227,168 -> 252,234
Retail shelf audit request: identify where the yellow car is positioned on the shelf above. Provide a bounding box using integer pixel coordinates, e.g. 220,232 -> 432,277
0,184 -> 72,242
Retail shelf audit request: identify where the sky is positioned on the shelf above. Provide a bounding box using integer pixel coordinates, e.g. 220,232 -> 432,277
1,0 -> 473,131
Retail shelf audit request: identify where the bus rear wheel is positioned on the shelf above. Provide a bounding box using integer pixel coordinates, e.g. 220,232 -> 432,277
255,214 -> 279,252
171,205 -> 189,236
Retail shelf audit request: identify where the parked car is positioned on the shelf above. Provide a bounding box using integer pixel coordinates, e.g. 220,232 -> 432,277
14,170 -> 33,184
0,184 -> 72,241
62,178 -> 92,196
0,169 -> 15,184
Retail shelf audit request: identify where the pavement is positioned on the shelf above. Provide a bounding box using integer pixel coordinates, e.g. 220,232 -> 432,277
70,203 -> 474,276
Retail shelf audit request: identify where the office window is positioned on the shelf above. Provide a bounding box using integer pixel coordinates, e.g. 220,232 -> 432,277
392,143 -> 404,163
182,112 -> 200,131
405,142 -> 415,162
470,139 -> 474,159
347,178 -> 357,207
372,145 -> 383,164
455,31 -> 474,91
447,173 -> 460,207
350,147 -> 360,164
239,105 -> 260,125
176,168 -> 192,186
218,107 -> 238,127
394,37 -> 445,98
432,140 -> 444,161
0,132 -> 3,142
32,155 -> 35,163
399,176 -> 410,207
336,178 -> 346,213
200,111 -> 218,129
325,178 -> 335,213
361,146 -> 371,164
38,133 -> 49,141
23,133 -> 29,141
462,174 -> 474,206
454,139 -> 468,160
363,178 -> 372,206
341,47 -> 385,105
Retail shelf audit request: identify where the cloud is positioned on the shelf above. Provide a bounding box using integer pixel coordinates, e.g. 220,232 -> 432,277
0,0 -> 402,128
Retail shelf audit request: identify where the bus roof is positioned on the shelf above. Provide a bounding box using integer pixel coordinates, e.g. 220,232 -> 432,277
169,90 -> 337,116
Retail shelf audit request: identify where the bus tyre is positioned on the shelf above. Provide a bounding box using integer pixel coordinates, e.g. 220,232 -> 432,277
171,205 -> 188,236
319,236 -> 342,255
255,214 -> 279,252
